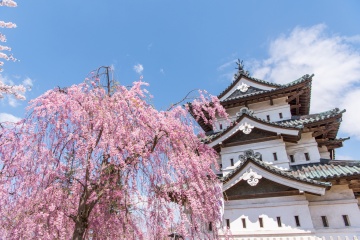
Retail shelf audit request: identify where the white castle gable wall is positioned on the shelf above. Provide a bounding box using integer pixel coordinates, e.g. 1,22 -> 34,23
250,97 -> 292,121
219,78 -> 276,102
221,139 -> 290,176
286,132 -> 322,165
214,97 -> 291,132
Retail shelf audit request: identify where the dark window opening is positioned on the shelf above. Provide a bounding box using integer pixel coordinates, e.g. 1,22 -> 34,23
295,216 -> 301,227
273,152 -> 278,161
343,215 -> 350,226
279,113 -> 283,119
219,164 -> 222,170
290,155 -> 295,163
242,218 -> 246,228
219,123 -> 223,130
208,222 -> 213,231
304,152 -> 310,161
266,115 -> 270,121
259,217 -> 264,228
226,219 -> 230,229
230,159 -> 234,166
321,216 -> 329,227
277,217 -> 282,227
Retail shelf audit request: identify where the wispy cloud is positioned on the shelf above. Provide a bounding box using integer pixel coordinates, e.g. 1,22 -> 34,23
217,59 -> 237,71
0,112 -> 20,123
160,68 -> 165,75
250,24 -> 360,138
22,77 -> 33,90
133,63 -> 144,75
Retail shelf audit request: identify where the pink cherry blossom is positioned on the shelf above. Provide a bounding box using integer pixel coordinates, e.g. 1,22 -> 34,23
0,72 -> 226,239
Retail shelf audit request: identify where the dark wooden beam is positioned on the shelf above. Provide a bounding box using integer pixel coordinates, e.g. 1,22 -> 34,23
290,104 -> 301,109
312,125 -> 337,138
286,90 -> 305,103
296,96 -> 300,115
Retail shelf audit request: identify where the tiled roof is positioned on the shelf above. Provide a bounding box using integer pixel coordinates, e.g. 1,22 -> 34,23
221,155 -> 331,187
276,108 -> 345,128
290,159 -> 360,180
221,74 -> 313,103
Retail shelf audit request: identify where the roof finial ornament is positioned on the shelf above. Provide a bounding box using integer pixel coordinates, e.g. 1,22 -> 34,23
234,59 -> 250,79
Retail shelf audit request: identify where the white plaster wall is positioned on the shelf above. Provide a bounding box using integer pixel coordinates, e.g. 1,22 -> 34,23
251,97 -> 292,121
219,185 -> 360,238
286,132 -> 322,165
306,185 -> 360,231
214,97 -> 292,132
318,146 -> 331,159
222,196 -> 315,235
221,139 -> 290,177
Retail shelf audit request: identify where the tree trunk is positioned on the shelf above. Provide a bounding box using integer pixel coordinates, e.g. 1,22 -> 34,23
72,219 -> 88,240
72,195 -> 91,240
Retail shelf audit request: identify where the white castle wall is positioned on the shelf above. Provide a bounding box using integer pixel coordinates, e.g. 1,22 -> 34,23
306,185 -> 360,230
221,139 -> 290,177
214,97 -> 291,132
286,132 -> 322,165
219,186 -> 360,239
319,145 -> 331,159
221,195 -> 316,236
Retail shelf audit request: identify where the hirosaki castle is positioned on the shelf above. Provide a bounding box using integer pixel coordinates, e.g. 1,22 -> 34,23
201,62 -> 360,239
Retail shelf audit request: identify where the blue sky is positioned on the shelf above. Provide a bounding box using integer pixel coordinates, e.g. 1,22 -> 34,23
1,0 -> 360,159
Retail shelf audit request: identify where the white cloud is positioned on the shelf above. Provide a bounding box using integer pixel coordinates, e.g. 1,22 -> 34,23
0,112 -> 21,123
160,68 -> 165,75
133,63 -> 144,74
22,77 -> 33,90
250,24 -> 360,138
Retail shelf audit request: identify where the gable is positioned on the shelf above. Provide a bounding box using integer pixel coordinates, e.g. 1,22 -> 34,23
223,127 -> 277,146
224,177 -> 299,200
219,76 -> 276,102
208,115 -> 300,148
222,161 -> 326,195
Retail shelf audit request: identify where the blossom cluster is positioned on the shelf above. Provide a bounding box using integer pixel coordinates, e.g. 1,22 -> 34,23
0,77 -> 225,239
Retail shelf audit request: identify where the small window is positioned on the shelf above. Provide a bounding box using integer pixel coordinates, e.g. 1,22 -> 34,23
279,113 -> 283,119
273,152 -> 278,161
259,217 -> 264,228
208,222 -> 213,231
226,219 -> 230,229
343,215 -> 350,226
321,216 -> 329,227
290,155 -> 295,163
266,115 -> 270,121
219,123 -> 223,130
277,217 -> 282,227
304,153 -> 310,161
219,164 -> 222,170
230,159 -> 234,166
242,218 -> 246,228
295,216 -> 301,227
